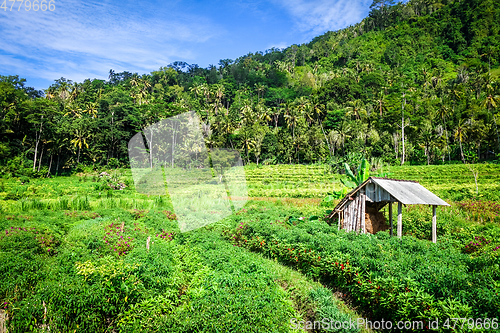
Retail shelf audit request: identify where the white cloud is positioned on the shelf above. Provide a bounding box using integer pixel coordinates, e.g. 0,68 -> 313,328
267,42 -> 289,50
274,0 -> 372,37
0,0 -> 221,83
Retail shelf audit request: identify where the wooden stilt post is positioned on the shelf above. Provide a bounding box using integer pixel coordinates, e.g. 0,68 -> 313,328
397,202 -> 402,238
389,202 -> 393,237
360,193 -> 366,234
337,211 -> 341,231
432,205 -> 437,243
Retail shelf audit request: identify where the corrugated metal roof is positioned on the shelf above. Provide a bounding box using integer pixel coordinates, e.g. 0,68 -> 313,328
370,177 -> 449,206
330,177 -> 449,216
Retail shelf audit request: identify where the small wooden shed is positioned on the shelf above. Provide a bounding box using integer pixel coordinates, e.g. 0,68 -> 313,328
327,177 -> 450,243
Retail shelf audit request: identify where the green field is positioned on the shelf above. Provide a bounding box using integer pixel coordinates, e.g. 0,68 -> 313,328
0,163 -> 499,332
244,163 -> 500,202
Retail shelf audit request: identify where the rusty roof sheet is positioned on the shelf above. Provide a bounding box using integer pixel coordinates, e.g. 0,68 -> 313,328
370,177 -> 450,206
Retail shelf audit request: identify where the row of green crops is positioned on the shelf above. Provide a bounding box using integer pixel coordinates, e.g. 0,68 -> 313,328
0,196 -> 362,332
2,163 -> 499,203
220,202 -> 500,332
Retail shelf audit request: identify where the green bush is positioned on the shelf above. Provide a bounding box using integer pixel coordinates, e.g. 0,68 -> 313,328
222,207 -> 500,328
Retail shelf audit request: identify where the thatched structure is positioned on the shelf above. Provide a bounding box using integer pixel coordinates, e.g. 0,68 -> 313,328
327,177 -> 450,242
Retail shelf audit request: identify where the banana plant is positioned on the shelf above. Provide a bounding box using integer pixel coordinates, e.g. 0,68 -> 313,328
323,158 -> 391,205
342,158 -> 370,188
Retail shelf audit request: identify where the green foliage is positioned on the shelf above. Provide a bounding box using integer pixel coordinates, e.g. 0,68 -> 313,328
1,161 -> 499,331
2,0 -> 500,170
222,200 -> 500,327
342,157 -> 370,187
108,158 -> 120,169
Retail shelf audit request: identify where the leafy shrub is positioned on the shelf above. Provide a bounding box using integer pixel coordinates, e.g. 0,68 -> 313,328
108,158 -> 120,169
95,171 -> 127,191
457,200 -> 500,224
222,209 -> 500,326
130,209 -> 148,220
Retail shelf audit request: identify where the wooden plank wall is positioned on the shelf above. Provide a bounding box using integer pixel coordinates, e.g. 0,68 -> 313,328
360,193 -> 366,234
342,193 -> 366,233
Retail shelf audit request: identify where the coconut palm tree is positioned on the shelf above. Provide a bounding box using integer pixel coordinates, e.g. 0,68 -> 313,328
254,83 -> 266,103
84,102 -> 98,118
70,129 -> 90,164
481,81 -> 500,152
374,90 -> 388,117
345,99 -> 365,120
284,106 -> 301,140
454,119 -> 468,163
240,103 -> 253,128
436,102 -> 451,160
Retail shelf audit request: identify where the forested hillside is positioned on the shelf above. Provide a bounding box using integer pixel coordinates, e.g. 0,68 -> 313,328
1,0 -> 500,176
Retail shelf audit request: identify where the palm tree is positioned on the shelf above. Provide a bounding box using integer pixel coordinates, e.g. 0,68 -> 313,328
436,102 -> 451,161
327,129 -> 341,157
419,121 -> 437,165
345,100 -> 365,120
56,80 -> 71,104
45,87 -> 56,100
254,83 -> 266,103
240,103 -> 253,128
69,83 -> 82,103
241,130 -> 255,163
337,121 -> 352,156
213,84 -> 225,104
454,119 -> 468,163
130,74 -> 140,88
270,106 -> 280,128
70,129 -> 90,164
255,104 -> 271,124
190,84 -> 202,99
481,82 -> 500,152
84,102 -> 98,118
200,83 -> 210,104
63,103 -> 83,118
284,106 -> 301,140
374,90 -> 388,117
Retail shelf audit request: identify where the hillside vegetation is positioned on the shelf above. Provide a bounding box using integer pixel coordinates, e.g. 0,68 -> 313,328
1,0 -> 500,175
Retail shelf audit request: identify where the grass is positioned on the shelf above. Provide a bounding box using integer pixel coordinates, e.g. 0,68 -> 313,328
0,168 -> 363,332
0,162 -> 499,332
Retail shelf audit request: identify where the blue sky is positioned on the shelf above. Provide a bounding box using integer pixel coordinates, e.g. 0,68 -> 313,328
0,0 -> 373,90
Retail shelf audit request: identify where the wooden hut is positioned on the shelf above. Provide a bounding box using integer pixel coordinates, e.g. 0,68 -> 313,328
327,177 -> 450,243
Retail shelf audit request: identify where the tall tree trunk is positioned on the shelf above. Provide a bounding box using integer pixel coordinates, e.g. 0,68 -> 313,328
38,145 -> 44,172
320,121 -> 332,161
459,140 -> 465,163
47,154 -> 53,177
33,139 -> 39,171
111,110 -> 115,160
33,115 -> 44,171
444,121 -> 450,162
149,131 -> 153,169
401,92 -> 406,165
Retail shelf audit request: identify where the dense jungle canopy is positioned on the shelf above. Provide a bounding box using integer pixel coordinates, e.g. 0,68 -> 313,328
1,0 -> 500,176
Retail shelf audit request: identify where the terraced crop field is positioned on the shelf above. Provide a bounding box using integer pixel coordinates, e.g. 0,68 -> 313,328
244,163 -> 500,201
1,163 -> 499,332
245,164 -> 340,198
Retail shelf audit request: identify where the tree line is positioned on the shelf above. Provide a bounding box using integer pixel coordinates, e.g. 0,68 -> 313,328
1,0 -> 499,177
